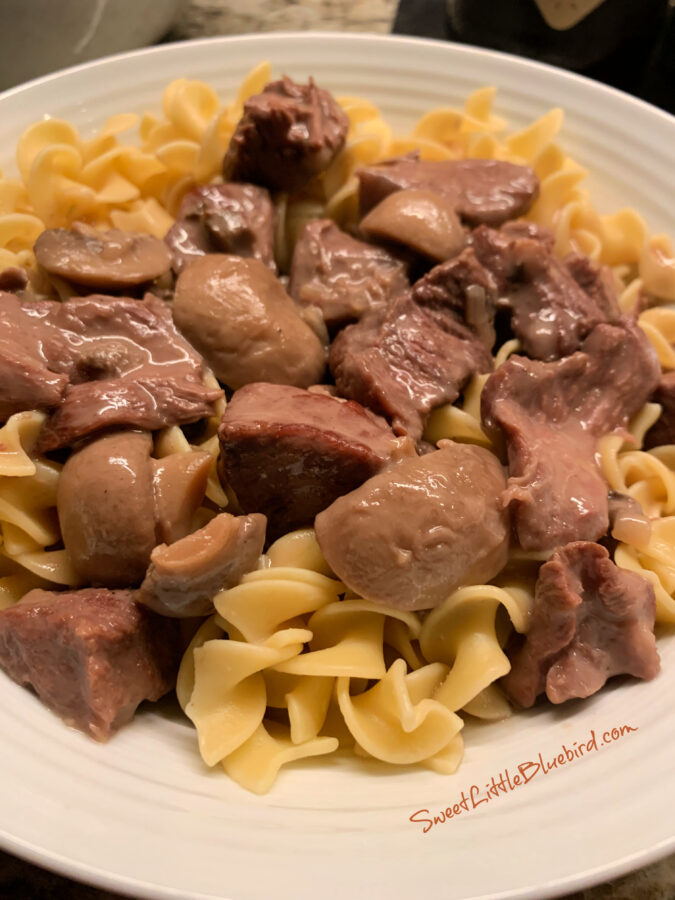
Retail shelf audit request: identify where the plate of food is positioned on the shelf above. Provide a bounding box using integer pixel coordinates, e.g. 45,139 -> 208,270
0,30 -> 673,900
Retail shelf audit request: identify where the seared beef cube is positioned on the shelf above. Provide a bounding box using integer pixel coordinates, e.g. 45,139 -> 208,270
218,382 -> 399,539
165,183 -> 277,274
472,225 -> 618,360
223,76 -> 349,193
470,222 -> 554,291
329,293 -> 492,442
32,293 -> 221,451
481,321 -> 661,551
358,157 -> 539,226
411,248 -> 498,348
139,512 -> 266,618
502,542 -> 659,706
644,372 -> 675,449
0,588 -> 180,741
34,224 -> 171,291
315,441 -> 509,610
288,219 -> 409,330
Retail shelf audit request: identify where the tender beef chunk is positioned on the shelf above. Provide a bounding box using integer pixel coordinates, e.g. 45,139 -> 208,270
481,322 -> 661,551
358,157 -> 539,226
34,224 -> 171,290
564,251 -> 621,322
502,542 -> 659,706
58,431 -> 211,587
410,247 -> 498,348
359,189 -> 466,262
0,588 -> 180,740
288,219 -> 409,330
1,292 -> 223,450
219,382 -> 401,539
164,183 -> 277,274
173,255 -> 325,391
644,372 -> 675,449
223,76 -> 349,193
139,512 -> 266,618
0,293 -> 69,419
472,225 -> 620,360
315,441 -> 509,610
329,292 -> 492,442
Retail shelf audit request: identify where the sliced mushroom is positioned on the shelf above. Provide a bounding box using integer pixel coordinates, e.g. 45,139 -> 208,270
138,512 -> 267,617
58,431 -> 157,587
359,189 -> 466,262
152,451 -> 212,545
173,254 -> 326,390
34,223 -> 172,290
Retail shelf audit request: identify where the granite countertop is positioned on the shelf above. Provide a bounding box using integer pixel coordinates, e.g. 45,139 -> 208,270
1,2 -> 673,899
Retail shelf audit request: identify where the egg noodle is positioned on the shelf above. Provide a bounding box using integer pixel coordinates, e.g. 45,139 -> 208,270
0,63 -> 674,791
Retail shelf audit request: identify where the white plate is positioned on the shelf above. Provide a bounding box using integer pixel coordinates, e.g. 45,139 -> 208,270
0,32 -> 674,900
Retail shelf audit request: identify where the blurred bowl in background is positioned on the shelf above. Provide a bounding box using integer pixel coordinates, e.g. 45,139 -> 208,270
0,0 -> 186,90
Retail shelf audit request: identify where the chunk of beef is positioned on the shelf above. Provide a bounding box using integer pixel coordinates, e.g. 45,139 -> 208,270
164,183 -> 277,274
223,76 -> 349,193
472,225 -> 620,360
0,588 -> 180,740
644,372 -> 675,449
502,542 -> 659,706
358,157 -> 539,226
219,382 -> 401,539
410,247 -> 498,348
2,292 -> 223,450
139,512 -> 266,618
330,292 -> 492,441
34,224 -> 171,290
0,266 -> 28,293
359,189 -> 466,262
58,431 -> 211,587
470,222 -> 554,291
173,255 -> 325,391
481,321 -> 661,551
315,441 -> 509,610
288,219 -> 409,330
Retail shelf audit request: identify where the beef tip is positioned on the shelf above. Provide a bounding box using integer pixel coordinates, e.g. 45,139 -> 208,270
472,225 -> 621,360
222,76 -> 349,193
173,254 -> 325,391
164,183 -> 277,275
138,512 -> 266,618
607,491 -> 651,548
411,248 -> 498,348
358,157 -> 539,226
34,224 -> 171,290
0,587 -> 180,741
30,293 -> 221,451
644,372 -> 675,449
359,189 -> 466,262
58,432 -> 158,587
564,252 -> 621,322
0,292 -> 69,419
502,542 -> 659,707
481,321 -> 661,551
329,292 -> 492,442
315,441 -> 509,611
219,382 -> 401,539
58,432 -> 211,587
288,219 -> 409,330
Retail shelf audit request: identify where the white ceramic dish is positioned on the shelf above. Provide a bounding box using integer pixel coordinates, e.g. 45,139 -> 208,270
0,32 -> 673,900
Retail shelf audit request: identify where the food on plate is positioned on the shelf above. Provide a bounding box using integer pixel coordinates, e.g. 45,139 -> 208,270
0,66 -> 673,795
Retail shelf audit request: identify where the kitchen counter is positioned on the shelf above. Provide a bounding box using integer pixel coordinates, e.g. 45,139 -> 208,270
1,1 -> 673,899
